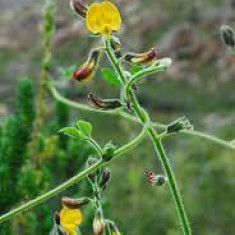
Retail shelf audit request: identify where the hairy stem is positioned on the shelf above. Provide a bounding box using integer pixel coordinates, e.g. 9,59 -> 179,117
49,85 -> 235,151
87,138 -> 103,157
0,128 -> 146,224
105,39 -> 192,235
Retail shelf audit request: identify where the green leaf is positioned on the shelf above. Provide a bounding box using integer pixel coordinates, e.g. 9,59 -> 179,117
77,120 -> 92,137
59,127 -> 81,139
58,65 -> 76,80
64,65 -> 76,77
101,67 -> 121,86
130,65 -> 143,74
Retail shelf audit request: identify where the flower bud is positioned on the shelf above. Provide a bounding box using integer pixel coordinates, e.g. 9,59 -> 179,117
99,169 -> 111,190
62,197 -> 90,209
220,25 -> 235,48
93,208 -> 106,235
102,142 -> 116,162
166,116 -> 193,134
88,93 -> 122,110
146,172 -> 167,186
110,35 -> 122,58
70,0 -> 88,18
124,48 -> 158,65
73,49 -> 101,82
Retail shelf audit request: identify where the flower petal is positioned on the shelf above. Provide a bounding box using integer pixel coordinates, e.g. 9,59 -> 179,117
86,3 -> 103,34
86,1 -> 121,35
101,1 -> 121,31
60,207 -> 83,235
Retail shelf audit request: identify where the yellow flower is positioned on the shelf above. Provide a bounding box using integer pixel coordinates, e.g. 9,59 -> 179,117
60,206 -> 83,235
86,1 -> 121,36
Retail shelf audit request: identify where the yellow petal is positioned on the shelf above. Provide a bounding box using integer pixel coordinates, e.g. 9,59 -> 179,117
86,1 -> 121,35
101,1 -> 121,31
86,2 -> 103,34
60,207 -> 83,234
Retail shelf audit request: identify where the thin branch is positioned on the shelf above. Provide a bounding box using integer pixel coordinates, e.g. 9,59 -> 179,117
0,127 -> 147,224
49,85 -> 235,151
105,38 -> 192,235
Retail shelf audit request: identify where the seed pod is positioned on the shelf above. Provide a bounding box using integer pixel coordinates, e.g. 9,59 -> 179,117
93,208 -> 106,235
62,197 -> 90,209
73,49 -> 101,82
220,25 -> 235,48
166,116 -> 193,134
70,0 -> 88,18
88,93 -> 122,110
146,172 -> 167,186
124,48 -> 158,65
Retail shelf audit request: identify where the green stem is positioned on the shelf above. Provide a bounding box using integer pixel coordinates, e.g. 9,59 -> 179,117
0,128 -> 146,224
49,84 -> 235,151
181,129 -> 235,150
93,183 -> 107,235
105,39 -> 192,235
124,64 -> 168,100
87,138 -> 103,157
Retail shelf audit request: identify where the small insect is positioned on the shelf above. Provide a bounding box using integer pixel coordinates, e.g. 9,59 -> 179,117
146,171 -> 167,186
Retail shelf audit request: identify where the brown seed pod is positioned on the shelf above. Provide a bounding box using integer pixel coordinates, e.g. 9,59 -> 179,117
124,48 -> 158,65
70,0 -> 88,18
88,93 -> 122,110
61,197 -> 90,209
73,49 -> 101,82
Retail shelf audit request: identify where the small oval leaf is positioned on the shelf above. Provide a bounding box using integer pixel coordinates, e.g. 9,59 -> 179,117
77,120 -> 92,137
101,67 -> 121,86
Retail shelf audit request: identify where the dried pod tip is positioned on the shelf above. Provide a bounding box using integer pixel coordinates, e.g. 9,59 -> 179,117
93,209 -> 106,235
146,171 -> 155,183
146,172 -> 167,186
220,25 -> 235,48
88,93 -> 122,110
166,116 -> 193,134
73,49 -> 100,82
62,197 -> 90,209
70,0 -> 88,18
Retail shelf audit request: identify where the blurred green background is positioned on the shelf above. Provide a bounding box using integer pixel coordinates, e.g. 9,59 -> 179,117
0,0 -> 234,234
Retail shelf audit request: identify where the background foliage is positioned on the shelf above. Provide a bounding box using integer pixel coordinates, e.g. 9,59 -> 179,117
0,0 -> 234,234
